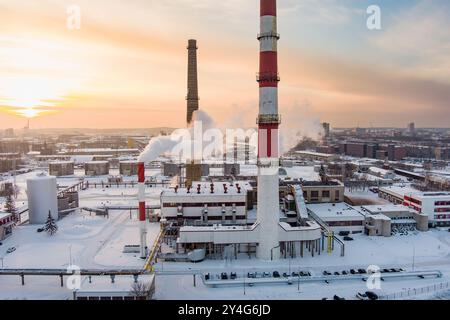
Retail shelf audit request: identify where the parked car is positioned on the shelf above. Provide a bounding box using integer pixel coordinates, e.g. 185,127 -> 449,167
334,272 -> 340,276
350,269 -> 357,275
292,272 -> 299,277
37,228 -> 44,233
6,247 -> 16,254
323,271 -> 331,276
358,269 -> 367,274
248,272 -> 255,278
263,272 -> 270,278
365,291 -> 379,300
382,268 -> 391,273
343,236 -> 354,241
273,271 -> 280,278
342,270 -> 348,275
221,272 -> 228,280
333,295 -> 346,300
282,272 -> 289,278
230,272 -> 237,280
338,231 -> 350,236
356,292 -> 370,300
205,273 -> 210,281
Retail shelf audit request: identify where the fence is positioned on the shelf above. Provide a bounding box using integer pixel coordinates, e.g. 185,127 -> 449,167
380,282 -> 450,300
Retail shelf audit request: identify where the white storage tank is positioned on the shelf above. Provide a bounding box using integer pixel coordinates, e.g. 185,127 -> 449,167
27,173 -> 58,224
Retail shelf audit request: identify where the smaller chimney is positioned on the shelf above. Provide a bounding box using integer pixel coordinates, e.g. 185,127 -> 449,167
197,184 -> 201,194
210,183 -> 214,194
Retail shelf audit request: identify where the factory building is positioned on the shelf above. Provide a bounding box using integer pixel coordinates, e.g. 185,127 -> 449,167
307,203 -> 365,234
119,161 -> 138,176
163,163 -> 181,177
185,162 -> 210,187
85,161 -> 110,176
49,161 -> 75,177
301,180 -> 345,203
0,211 -> 15,240
379,185 -> 450,227
157,0 -> 325,261
358,204 -> 428,236
223,163 -> 240,176
161,182 -> 252,225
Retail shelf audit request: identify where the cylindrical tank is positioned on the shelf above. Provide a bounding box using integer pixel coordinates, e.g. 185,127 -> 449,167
27,174 -> 58,224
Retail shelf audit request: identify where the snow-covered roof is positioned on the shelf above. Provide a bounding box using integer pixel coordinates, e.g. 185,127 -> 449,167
307,203 -> 364,220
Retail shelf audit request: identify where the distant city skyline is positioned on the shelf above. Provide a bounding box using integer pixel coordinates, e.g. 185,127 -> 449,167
1,0 -> 449,129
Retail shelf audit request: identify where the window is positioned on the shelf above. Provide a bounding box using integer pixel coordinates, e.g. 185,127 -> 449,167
322,191 -> 330,198
335,191 -> 340,201
311,191 -> 319,200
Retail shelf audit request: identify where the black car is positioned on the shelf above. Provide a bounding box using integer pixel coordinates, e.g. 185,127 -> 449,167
365,291 -> 379,300
342,270 -> 348,275
247,272 -> 255,278
282,272 -> 289,278
334,272 -> 340,276
221,272 -> 228,280
358,269 -> 367,274
333,295 -> 346,300
230,272 -> 237,280
292,272 -> 299,277
338,231 -> 350,236
343,236 -> 354,241
382,269 -> 391,273
350,269 -> 357,275
205,273 -> 210,281
323,271 -> 331,276
273,271 -> 280,278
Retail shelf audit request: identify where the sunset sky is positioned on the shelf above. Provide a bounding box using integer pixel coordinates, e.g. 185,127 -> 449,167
1,0 -> 449,129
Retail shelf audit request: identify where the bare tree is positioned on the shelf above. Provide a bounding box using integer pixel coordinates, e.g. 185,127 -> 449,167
130,281 -> 153,300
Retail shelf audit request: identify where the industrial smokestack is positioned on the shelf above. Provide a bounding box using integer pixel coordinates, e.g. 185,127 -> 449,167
256,0 -> 281,260
186,39 -> 199,125
138,162 -> 147,259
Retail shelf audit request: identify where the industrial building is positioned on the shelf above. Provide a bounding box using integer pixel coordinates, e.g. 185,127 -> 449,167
163,163 -> 181,177
358,204 -> 428,236
0,211 -> 15,240
119,161 -> 138,176
307,203 -> 365,234
85,161 -> 110,176
379,186 -> 450,227
161,181 -> 252,225
301,180 -> 345,203
49,161 -> 75,177
156,0 -> 326,261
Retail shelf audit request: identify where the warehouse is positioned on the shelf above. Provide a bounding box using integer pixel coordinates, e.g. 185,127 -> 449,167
85,161 -> 110,176
49,161 -> 75,177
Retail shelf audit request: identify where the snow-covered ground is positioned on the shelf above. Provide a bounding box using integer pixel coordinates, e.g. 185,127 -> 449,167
154,230 -> 450,300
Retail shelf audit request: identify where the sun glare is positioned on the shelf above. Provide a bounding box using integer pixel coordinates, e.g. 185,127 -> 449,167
0,76 -> 73,118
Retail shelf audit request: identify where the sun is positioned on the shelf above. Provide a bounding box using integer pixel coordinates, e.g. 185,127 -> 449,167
0,76 -> 71,118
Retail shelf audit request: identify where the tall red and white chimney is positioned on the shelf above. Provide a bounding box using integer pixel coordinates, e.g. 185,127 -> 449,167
138,162 -> 147,259
256,0 -> 281,260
